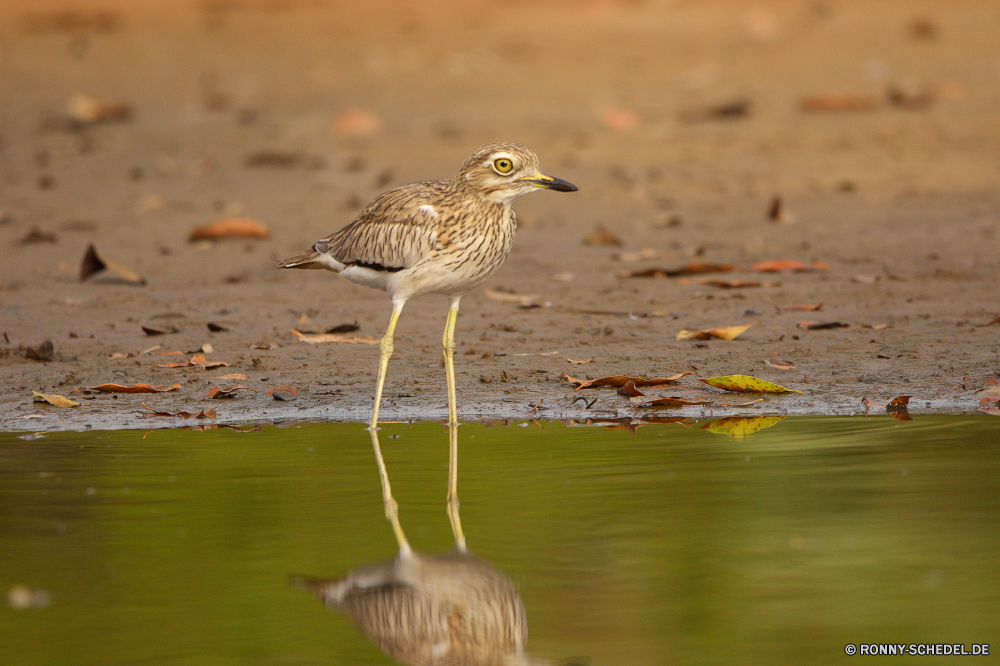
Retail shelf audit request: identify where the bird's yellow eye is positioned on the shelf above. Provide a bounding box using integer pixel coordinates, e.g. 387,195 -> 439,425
493,158 -> 513,174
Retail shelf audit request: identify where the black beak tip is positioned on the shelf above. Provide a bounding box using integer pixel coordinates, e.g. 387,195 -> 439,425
547,178 -> 579,193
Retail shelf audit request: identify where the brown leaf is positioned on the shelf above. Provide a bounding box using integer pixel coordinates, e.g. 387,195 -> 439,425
142,325 -> 179,336
797,321 -> 887,330
190,354 -> 229,369
677,321 -> 759,341
107,352 -> 130,360
250,340 -> 279,350
80,244 -> 146,285
217,373 -> 248,381
582,225 -> 622,246
189,218 -> 270,241
86,382 -> 181,393
975,315 -> 1000,327
629,395 -> 711,407
140,402 -> 216,419
562,372 -> 691,390
482,288 -> 544,308
619,262 -> 737,278
266,385 -> 298,396
780,303 -> 823,312
291,330 -> 379,345
863,396 -> 913,420
801,93 -> 875,112
567,357 -> 595,365
699,279 -> 776,288
205,385 -> 255,399
617,381 -> 645,397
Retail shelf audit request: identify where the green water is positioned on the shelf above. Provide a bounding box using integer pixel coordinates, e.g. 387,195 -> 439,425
2,416 -> 998,665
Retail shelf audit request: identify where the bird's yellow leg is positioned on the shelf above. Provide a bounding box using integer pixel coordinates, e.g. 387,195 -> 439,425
369,426 -> 412,558
442,297 -> 461,426
371,301 -> 404,431
445,420 -> 466,552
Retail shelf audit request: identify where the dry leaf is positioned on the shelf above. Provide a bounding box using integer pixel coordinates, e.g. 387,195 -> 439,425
85,382 -> 181,393
291,330 -> 379,345
619,262 -> 737,278
482,288 -> 543,308
700,375 -> 803,394
702,416 -> 786,437
797,321 -> 887,330
801,93 -> 875,112
699,279 -> 776,288
191,354 -> 228,369
140,402 -> 216,419
677,321 -> 759,341
142,325 -> 179,336
780,303 -> 823,312
205,385 -> 254,399
32,391 -> 80,407
567,357 -> 595,365
80,244 -> 146,285
325,321 -> 360,334
863,396 -> 913,420
629,395 -> 711,407
617,381 -> 645,397
975,315 -> 1000,327
218,373 -> 248,381
250,340 -> 279,350
189,218 -> 270,241
582,225 -> 622,246
562,372 -> 691,390
107,352 -> 130,360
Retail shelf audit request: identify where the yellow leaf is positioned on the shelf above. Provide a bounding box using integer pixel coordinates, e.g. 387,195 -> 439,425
32,391 -> 81,407
702,416 -> 786,437
677,321 -> 759,341
700,375 -> 804,393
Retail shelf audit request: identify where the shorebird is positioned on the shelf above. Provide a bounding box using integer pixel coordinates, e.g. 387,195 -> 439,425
294,424 -> 550,666
279,143 -> 577,429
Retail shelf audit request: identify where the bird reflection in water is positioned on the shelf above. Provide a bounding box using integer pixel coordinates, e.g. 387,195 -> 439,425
295,423 -> 550,666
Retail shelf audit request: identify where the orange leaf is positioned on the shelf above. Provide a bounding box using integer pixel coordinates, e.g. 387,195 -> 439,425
189,218 -> 270,241
617,381 -> 645,397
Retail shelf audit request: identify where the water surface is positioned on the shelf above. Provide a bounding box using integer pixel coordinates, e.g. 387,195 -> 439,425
2,416 -> 998,665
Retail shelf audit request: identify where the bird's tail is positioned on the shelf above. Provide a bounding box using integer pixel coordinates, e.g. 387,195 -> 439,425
278,250 -> 326,270
289,575 -> 350,605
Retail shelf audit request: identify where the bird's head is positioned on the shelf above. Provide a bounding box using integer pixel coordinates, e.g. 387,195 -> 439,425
456,142 -> 577,204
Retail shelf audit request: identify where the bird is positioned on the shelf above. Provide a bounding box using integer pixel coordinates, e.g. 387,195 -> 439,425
293,423 -> 551,666
279,143 -> 577,430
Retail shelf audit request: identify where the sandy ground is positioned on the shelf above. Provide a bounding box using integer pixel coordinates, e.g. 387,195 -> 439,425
1,0 -> 999,431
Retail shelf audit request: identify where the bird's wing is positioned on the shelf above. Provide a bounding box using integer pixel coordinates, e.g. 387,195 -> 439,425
316,182 -> 447,271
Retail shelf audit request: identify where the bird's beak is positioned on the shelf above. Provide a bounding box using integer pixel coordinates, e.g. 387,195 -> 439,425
522,172 -> 578,192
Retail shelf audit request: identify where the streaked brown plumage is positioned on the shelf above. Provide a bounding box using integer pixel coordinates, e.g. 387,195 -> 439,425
279,143 -> 577,429
296,550 -> 548,666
